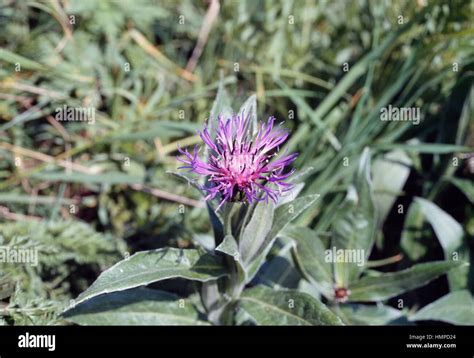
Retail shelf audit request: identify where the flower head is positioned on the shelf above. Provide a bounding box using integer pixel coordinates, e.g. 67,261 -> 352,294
178,114 -> 297,209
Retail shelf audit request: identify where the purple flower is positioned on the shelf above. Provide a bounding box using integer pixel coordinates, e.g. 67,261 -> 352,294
178,114 -> 298,209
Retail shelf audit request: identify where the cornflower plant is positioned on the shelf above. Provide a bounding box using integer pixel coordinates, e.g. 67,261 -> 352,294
63,83 -> 463,326
63,85 -> 341,326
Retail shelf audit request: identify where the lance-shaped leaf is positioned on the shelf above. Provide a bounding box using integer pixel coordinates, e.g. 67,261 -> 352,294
282,226 -> 333,298
332,148 -> 376,287
239,285 -> 343,326
414,198 -> 463,256
74,248 -> 227,305
372,149 -> 411,228
64,288 -> 209,325
348,261 -> 464,302
257,237 -> 301,290
409,290 -> 474,325
276,182 -> 305,207
266,194 -> 321,245
333,304 -> 406,325
402,197 -> 465,289
414,198 -> 464,290
239,201 -> 275,266
246,194 -> 320,282
216,235 -> 240,260
215,235 -> 247,286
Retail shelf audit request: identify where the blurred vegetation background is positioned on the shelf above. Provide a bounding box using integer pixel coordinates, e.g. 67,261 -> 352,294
0,0 -> 473,324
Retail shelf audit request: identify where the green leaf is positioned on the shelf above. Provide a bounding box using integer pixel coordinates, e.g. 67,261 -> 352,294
282,226 -> 333,297
246,194 -> 320,281
348,261 -> 464,302
333,304 -> 405,325
265,194 -> 321,254
239,285 -> 343,325
215,235 -> 239,259
74,248 -> 226,305
287,166 -> 316,184
201,281 -> 221,324
372,149 -> 411,227
402,197 -> 465,289
234,307 -> 258,326
409,290 -> 474,325
276,182 -> 305,207
193,233 -> 215,251
414,197 -> 463,256
257,237 -> 301,290
215,234 -> 247,286
239,201 -> 275,266
64,288 -> 209,325
332,148 -> 376,287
